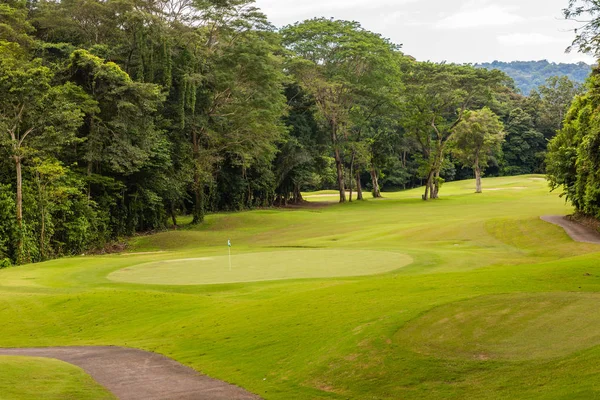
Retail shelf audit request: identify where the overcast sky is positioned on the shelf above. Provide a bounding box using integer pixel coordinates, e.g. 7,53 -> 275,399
253,0 -> 595,64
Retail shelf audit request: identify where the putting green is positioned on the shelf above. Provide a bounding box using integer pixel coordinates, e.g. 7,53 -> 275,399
397,292 -> 600,361
108,249 -> 412,285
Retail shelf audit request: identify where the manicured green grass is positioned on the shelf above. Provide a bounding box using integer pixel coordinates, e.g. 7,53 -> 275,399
399,292 -> 600,360
108,250 -> 412,285
303,190 -> 379,203
0,356 -> 115,400
2,175 -> 600,399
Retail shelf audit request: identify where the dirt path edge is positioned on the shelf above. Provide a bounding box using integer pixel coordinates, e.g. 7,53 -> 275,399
541,215 -> 600,244
0,346 -> 261,400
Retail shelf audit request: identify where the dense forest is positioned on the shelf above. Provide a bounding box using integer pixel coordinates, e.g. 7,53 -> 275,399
546,0 -> 600,222
477,60 -> 591,95
0,0 -> 584,266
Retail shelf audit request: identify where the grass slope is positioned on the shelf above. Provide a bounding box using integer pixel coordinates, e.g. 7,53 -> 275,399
2,175 -> 600,399
0,356 -> 115,399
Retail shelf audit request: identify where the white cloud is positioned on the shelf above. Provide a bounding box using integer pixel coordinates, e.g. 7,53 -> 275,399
498,33 -> 564,46
256,0 -> 418,23
379,10 -> 425,29
436,2 -> 524,29
253,0 -> 596,64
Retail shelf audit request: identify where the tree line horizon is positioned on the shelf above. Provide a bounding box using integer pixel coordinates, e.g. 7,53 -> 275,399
0,0 -> 595,266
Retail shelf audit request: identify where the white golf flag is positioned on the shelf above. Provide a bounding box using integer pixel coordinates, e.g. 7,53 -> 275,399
227,239 -> 232,271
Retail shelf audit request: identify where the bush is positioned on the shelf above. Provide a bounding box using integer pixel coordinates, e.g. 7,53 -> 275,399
0,184 -> 17,263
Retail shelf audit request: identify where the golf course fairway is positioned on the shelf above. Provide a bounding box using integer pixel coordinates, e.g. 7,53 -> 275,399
3,175 -> 600,399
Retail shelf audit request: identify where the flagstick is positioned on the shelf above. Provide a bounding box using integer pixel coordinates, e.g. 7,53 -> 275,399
228,244 -> 232,272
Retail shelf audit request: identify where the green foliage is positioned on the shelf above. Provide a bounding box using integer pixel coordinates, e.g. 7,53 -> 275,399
0,33 -> 87,263
282,18 -> 403,202
401,61 -> 510,199
452,107 -> 506,170
452,108 -> 505,192
535,76 -> 584,138
547,67 -> 600,218
0,184 -> 17,260
0,0 -> 584,265
0,0 -> 292,262
0,1 -> 34,49
502,108 -> 546,175
68,49 -> 164,175
274,85 -> 328,203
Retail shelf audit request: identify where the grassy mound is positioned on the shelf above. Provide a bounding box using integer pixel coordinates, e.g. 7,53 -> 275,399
108,250 -> 412,285
398,292 -> 600,360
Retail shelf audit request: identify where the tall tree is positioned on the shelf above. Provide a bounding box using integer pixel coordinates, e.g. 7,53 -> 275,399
166,0 -> 286,222
282,18 -> 401,203
502,108 -> 546,175
547,68 -> 600,218
535,76 -> 583,139
402,62 -> 508,200
0,43 -> 85,261
273,84 -> 327,205
451,108 -> 505,193
0,0 -> 34,49
67,49 -> 167,235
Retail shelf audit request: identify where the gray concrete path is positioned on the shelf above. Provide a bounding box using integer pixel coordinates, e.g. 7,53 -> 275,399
541,215 -> 600,244
0,346 -> 261,400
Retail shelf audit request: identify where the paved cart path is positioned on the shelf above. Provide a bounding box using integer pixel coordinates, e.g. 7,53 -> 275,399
0,346 -> 261,400
541,215 -> 600,244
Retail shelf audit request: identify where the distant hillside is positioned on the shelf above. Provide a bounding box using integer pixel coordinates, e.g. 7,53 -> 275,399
476,60 -> 592,95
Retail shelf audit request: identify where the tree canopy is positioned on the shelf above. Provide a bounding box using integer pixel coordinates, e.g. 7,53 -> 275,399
451,108 -> 505,193
0,0 -> 586,266
547,69 -> 600,218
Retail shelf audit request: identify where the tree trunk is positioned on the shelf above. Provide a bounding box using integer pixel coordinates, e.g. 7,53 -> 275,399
15,156 -> 23,227
40,204 -> 45,260
432,169 -> 440,199
475,163 -> 482,194
430,142 -> 445,199
293,184 -> 303,204
356,171 -> 363,201
370,163 -> 381,198
170,201 -> 178,228
86,161 -> 93,201
423,170 -> 433,201
331,123 -> 346,203
349,153 -> 354,202
191,130 -> 204,224
247,182 -> 252,208
14,156 -> 24,261
192,185 -> 204,224
334,146 -> 346,203
15,156 -> 22,227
